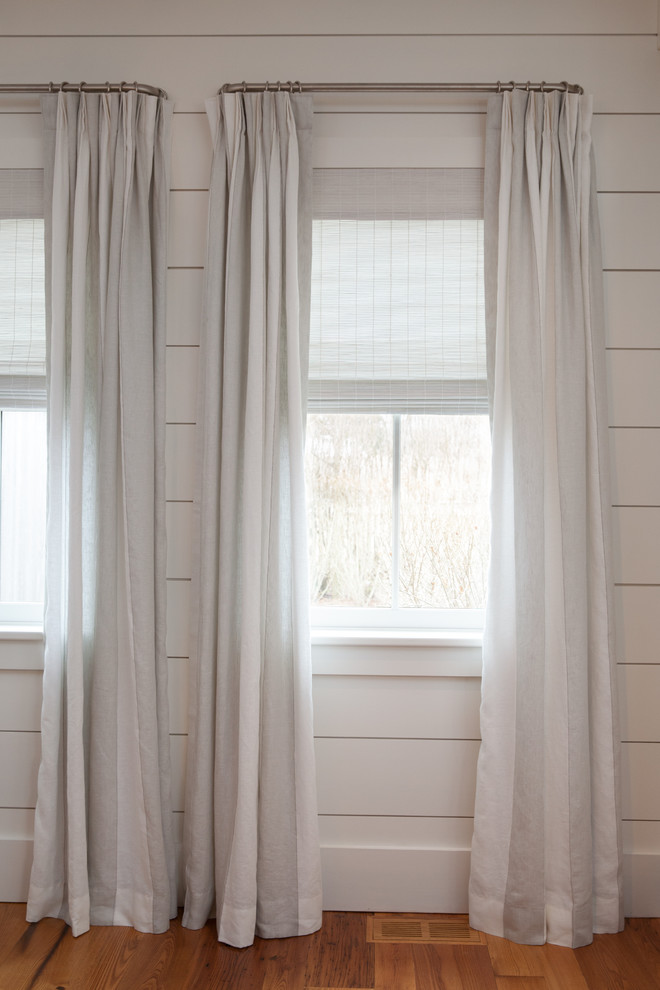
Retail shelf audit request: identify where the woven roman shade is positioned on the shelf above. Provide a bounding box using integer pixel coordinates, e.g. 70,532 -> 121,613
309,167 -> 486,414
0,169 -> 45,407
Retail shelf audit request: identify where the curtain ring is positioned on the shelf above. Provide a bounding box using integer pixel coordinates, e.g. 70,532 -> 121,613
562,80 -> 568,92
78,81 -> 85,93
496,80 -> 501,93
48,81 -> 54,93
264,81 -> 270,91
540,81 -> 546,93
60,81 -> 68,92
526,80 -> 531,91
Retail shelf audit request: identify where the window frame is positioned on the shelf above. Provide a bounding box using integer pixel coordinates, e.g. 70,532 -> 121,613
0,174 -> 46,632
307,157 -> 489,643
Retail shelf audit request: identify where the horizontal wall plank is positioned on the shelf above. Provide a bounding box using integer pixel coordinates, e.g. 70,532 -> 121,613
0,637 -> 43,672
618,664 -> 660,742
166,346 -> 198,424
610,428 -> 660,506
168,657 -> 189,735
0,113 -> 43,168
0,732 -> 40,809
166,424 -> 196,502
166,502 -> 193,580
0,37 -> 659,114
171,112 -> 212,190
608,352 -> 660,428
166,579 -> 191,658
3,0 -> 654,37
622,741 -> 660,820
166,269 -> 203,347
168,190 -> 208,268
622,820 -> 660,853
170,734 -> 187,813
0,672 -> 42,732
0,809 -> 34,843
604,272 -> 660,350
593,115 -> 660,192
315,738 -> 479,817
313,675 -> 481,739
613,506 -> 660,585
615,587 -> 660,663
318,815 -> 474,850
320,847 -> 470,912
599,193 -> 660,271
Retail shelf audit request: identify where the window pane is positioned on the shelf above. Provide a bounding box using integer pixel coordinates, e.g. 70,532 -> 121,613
399,414 -> 490,609
0,409 -> 47,604
306,413 -> 392,607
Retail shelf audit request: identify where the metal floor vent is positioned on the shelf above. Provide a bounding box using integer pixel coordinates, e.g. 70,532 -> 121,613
367,915 -> 486,945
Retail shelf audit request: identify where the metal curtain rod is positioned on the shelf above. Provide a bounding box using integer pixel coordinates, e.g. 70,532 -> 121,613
220,80 -> 584,95
0,81 -> 167,98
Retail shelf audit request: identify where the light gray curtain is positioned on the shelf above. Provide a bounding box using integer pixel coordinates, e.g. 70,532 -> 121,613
27,90 -> 176,936
469,90 -> 623,947
182,92 -> 322,948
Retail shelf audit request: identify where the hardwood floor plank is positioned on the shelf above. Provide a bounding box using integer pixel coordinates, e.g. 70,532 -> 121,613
574,921 -> 660,990
0,914 -> 69,990
374,942 -> 416,988
626,918 -> 660,986
261,931 -> 312,990
304,912 -> 374,989
411,944 -> 498,990
495,980 -> 545,990
486,934 -> 589,990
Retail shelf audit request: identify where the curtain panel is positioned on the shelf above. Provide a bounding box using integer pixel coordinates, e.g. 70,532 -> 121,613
469,90 -> 623,948
182,92 -> 322,948
27,90 -> 176,936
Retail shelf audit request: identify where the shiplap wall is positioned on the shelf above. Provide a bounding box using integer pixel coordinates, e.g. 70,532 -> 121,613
0,0 -> 659,918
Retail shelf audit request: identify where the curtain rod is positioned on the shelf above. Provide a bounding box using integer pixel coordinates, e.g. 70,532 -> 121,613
220,80 -> 584,95
0,81 -> 167,98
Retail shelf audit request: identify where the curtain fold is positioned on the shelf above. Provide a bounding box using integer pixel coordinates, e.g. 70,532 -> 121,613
468,90 -> 623,948
26,90 -> 176,937
182,91 -> 322,948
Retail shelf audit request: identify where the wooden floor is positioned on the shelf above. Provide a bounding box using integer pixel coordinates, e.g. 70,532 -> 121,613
1,906 -> 659,990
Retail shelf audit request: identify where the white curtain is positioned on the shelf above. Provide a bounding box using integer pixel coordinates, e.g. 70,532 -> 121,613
182,92 -> 323,948
27,90 -> 176,936
469,90 -> 623,948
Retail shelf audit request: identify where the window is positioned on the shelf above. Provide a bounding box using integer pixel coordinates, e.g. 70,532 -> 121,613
0,170 -> 46,626
305,167 -> 490,629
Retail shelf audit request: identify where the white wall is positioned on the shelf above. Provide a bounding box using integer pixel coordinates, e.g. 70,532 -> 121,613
1,0 -> 659,917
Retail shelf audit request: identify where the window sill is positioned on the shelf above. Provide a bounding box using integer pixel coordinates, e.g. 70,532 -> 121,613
0,625 -> 43,641
311,628 -> 483,677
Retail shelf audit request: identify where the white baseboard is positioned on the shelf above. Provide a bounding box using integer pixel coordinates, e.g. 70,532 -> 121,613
2,840 -> 659,919
320,846 -> 471,912
320,846 -> 660,918
0,838 -> 33,902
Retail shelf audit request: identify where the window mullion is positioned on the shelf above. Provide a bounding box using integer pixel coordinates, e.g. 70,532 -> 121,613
392,413 -> 401,609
